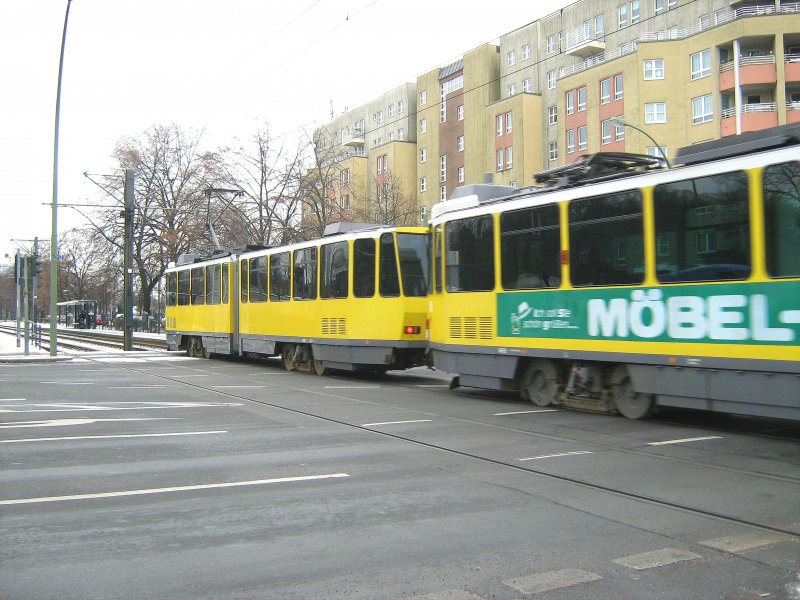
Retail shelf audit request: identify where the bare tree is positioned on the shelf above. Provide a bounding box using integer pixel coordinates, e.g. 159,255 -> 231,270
360,172 -> 420,227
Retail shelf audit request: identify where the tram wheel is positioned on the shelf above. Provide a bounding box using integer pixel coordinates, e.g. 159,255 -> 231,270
202,347 -> 213,360
612,377 -> 654,419
525,369 -> 557,407
282,345 -> 295,371
186,337 -> 201,358
312,358 -> 327,376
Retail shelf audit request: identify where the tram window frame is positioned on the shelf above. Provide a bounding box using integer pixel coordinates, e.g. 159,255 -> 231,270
396,233 -> 430,297
206,264 -> 221,305
293,247 -> 317,300
763,161 -> 800,278
379,233 -> 401,297
500,204 -> 561,290
270,252 -> 291,302
166,272 -> 177,306
654,170 -> 751,283
320,241 -> 349,299
222,263 -> 229,304
240,259 -> 249,303
569,191 -> 645,287
190,267 -> 205,305
434,226 -> 443,294
178,269 -> 190,306
248,256 -> 267,302
353,238 -> 376,298
445,215 -> 495,292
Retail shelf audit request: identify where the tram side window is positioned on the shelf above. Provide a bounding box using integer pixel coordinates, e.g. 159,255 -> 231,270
379,233 -> 400,297
396,233 -> 430,297
270,252 -> 290,301
178,270 -> 190,305
501,204 -> 561,289
249,256 -> 267,302
353,238 -> 376,298
191,267 -> 205,304
321,241 -> 349,299
222,264 -> 229,303
569,191 -> 644,287
654,170 -> 750,283
166,272 -> 177,306
763,161 -> 800,278
206,264 -> 221,305
293,247 -> 317,300
445,216 -> 495,292
240,260 -> 248,303
434,226 -> 443,294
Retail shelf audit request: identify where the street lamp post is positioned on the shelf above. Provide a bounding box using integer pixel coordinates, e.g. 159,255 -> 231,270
612,117 -> 672,169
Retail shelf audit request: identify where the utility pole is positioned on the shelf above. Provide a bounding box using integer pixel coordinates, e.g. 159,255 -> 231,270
123,169 -> 135,351
15,252 -> 21,347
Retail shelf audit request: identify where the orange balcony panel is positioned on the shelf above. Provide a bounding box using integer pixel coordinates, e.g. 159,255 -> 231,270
742,111 -> 778,132
721,116 -> 737,137
719,70 -> 735,92
739,63 -> 777,86
786,59 -> 800,83
788,110 -> 800,124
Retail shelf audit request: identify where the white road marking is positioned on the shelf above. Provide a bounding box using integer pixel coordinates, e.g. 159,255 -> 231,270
249,372 -> 291,376
518,450 -> 593,461
0,399 -> 27,402
108,385 -> 176,389
362,419 -> 433,427
39,381 -> 93,385
612,548 -> 702,570
0,430 -> 227,444
0,417 -> 176,428
0,401 -> 243,413
647,436 -> 722,446
407,591 -> 484,600
324,385 -> 382,389
504,569 -> 602,594
700,532 -> 791,552
414,384 -> 451,388
494,409 -> 558,416
167,374 -> 210,378
211,385 -> 267,389
0,473 -> 350,505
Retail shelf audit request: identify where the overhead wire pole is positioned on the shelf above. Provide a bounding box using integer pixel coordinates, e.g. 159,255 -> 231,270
50,0 -> 73,356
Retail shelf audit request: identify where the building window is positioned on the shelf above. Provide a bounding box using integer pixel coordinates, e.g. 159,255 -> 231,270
507,50 -> 516,66
699,13 -> 710,29
340,168 -> 350,185
420,118 -> 427,134
388,104 -> 394,117
692,94 -> 713,124
546,34 -> 557,54
377,110 -> 383,124
566,90 -> 575,115
547,70 -> 556,89
655,0 -> 664,13
457,105 -> 464,120
398,100 -> 404,113
646,146 -> 669,166
398,128 -> 404,140
615,118 -> 625,140
595,14 -> 605,37
419,90 -> 427,105
600,78 -> 611,104
505,112 -> 512,133
440,155 -> 447,182
522,78 -> 532,93
457,135 -> 464,151
567,129 -> 576,154
497,149 -> 504,171
507,83 -> 517,97
420,177 -> 427,192
691,49 -> 711,80
548,105 -> 558,125
631,0 -> 640,23
548,141 -> 558,161
505,147 -> 513,169
440,186 -> 447,201
644,59 -> 665,80
522,43 -> 531,60
458,166 -> 465,183
614,74 -> 624,99
577,86 -> 587,111
578,126 -> 588,151
602,119 -> 612,144
618,4 -> 628,28
668,0 -> 676,7
645,102 -> 667,123
419,148 -> 427,163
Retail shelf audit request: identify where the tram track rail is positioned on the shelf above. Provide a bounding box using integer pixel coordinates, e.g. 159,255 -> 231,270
60,350 -> 800,540
0,325 -> 167,353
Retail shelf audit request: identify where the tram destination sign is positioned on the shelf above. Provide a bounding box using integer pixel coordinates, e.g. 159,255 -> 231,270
497,281 -> 800,345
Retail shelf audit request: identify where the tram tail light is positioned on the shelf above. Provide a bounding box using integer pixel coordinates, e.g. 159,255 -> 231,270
404,325 -> 421,335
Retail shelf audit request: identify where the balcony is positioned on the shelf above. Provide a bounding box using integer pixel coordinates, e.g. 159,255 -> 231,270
786,53 -> 800,83
342,128 -> 365,147
788,100 -> 800,124
564,28 -> 605,58
719,55 -> 777,91
720,102 -> 779,136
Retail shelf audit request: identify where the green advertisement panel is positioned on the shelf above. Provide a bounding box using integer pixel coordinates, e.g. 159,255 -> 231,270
497,281 -> 800,345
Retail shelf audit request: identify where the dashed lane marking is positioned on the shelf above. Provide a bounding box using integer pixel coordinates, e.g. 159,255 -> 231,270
647,436 -> 722,446
0,473 -> 350,505
0,401 -> 243,413
504,569 -> 602,594
612,548 -> 702,570
324,385 -> 382,389
518,451 -> 593,461
0,417 -> 176,428
362,419 -> 433,427
494,409 -> 558,416
700,532 -> 793,552
406,591 -> 484,600
0,430 -> 227,443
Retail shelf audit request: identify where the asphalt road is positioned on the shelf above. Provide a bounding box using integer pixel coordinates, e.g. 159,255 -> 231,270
1,350 -> 798,599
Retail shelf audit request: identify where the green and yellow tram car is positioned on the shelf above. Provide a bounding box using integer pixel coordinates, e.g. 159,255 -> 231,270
428,126 -> 800,420
165,224 -> 430,374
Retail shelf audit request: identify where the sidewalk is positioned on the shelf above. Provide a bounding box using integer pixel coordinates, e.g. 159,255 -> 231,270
0,323 -> 72,363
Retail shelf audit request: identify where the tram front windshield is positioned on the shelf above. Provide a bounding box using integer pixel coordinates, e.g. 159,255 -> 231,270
396,233 -> 430,297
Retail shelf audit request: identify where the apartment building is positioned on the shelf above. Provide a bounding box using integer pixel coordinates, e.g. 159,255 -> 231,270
317,0 -> 800,222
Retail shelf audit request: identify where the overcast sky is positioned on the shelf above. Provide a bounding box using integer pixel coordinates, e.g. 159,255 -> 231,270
0,0 -> 572,264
